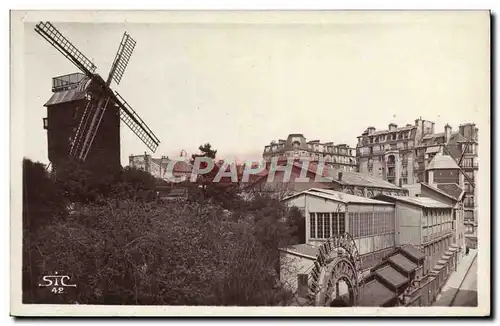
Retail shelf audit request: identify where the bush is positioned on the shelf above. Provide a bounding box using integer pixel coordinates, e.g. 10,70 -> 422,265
27,200 -> 293,305
22,158 -> 68,303
22,158 -> 297,305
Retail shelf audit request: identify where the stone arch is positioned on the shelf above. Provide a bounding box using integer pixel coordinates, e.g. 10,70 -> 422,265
307,233 -> 361,306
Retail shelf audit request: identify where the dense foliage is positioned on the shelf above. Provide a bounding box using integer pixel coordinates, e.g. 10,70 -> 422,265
22,157 -> 303,305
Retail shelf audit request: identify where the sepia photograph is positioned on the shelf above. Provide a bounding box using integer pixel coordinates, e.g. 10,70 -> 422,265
10,9 -> 491,317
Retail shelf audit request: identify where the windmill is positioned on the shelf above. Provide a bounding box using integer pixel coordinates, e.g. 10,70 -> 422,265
35,21 -> 160,171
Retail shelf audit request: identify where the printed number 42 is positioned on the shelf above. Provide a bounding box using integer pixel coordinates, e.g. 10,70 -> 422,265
51,287 -> 64,294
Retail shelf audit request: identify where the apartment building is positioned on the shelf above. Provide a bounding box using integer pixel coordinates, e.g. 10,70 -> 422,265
263,134 -> 357,171
356,119 -> 431,186
357,119 -> 479,231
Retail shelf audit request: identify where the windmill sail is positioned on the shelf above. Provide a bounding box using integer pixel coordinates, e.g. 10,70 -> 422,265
107,32 -> 136,86
114,92 -> 160,153
35,21 -> 161,164
34,21 -> 97,77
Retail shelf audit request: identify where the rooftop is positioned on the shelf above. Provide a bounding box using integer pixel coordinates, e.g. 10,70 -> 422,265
375,265 -> 409,288
400,244 -> 426,261
280,243 -> 319,259
374,194 -> 453,209
427,153 -> 461,170
388,253 -> 418,273
302,162 -> 405,191
284,188 -> 395,206
420,182 -> 464,202
358,279 -> 396,306
436,183 -> 465,200
367,125 -> 416,136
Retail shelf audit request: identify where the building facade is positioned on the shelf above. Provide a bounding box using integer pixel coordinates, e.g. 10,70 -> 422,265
263,134 -> 357,171
444,123 -> 479,235
280,188 -> 396,296
372,195 -> 457,271
356,119 -> 478,233
280,188 -> 462,306
371,194 -> 461,304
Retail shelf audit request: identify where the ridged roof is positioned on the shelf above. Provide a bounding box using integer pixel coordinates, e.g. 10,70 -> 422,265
436,183 -> 465,200
358,279 -> 396,306
280,243 -> 319,258
375,265 -> 409,288
427,153 -> 460,170
388,254 -> 418,273
374,194 -> 453,209
284,188 -> 395,205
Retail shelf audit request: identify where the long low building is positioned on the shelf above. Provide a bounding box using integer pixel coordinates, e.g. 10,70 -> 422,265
280,187 -> 464,306
280,188 -> 396,296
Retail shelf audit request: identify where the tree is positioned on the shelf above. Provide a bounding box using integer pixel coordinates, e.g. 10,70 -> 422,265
27,199 -> 294,305
286,206 -> 306,244
54,158 -> 121,204
110,166 -> 157,202
22,158 -> 67,231
22,158 -> 68,303
190,142 -> 217,163
186,143 -> 242,209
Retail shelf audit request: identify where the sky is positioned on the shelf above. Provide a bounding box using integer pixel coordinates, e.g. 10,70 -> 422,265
22,11 -> 490,166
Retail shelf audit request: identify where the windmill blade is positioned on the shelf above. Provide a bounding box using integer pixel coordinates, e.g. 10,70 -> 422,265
106,32 -> 136,86
69,96 -> 111,162
113,92 -> 160,153
34,21 -> 97,77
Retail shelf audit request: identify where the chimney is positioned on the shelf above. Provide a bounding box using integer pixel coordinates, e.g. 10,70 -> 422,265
338,171 -> 343,181
389,123 -> 398,131
444,123 -> 452,143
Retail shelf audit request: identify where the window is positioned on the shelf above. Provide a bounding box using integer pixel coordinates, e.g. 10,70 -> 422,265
324,213 -> 331,238
360,212 -> 367,237
317,214 -> 324,239
332,213 -> 339,235
462,158 -> 473,167
42,117 -> 48,129
339,213 -> 345,234
310,213 -> 316,238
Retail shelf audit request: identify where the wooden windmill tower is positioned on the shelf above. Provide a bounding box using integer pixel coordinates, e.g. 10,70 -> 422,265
35,21 -> 160,172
